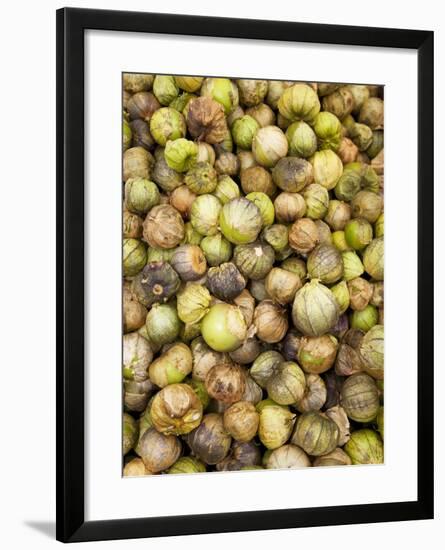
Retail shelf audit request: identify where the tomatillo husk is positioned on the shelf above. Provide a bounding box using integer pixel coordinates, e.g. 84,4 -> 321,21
291,412 -> 339,456
150,383 -> 203,435
258,405 -> 296,449
340,372 -> 380,422
344,429 -> 383,464
186,413 -> 232,464
148,342 -> 192,387
223,401 -> 260,442
292,280 -> 339,337
266,444 -> 311,469
135,428 -> 181,473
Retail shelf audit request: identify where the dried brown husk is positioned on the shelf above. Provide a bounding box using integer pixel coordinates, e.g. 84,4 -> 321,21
237,79 -> 268,107
324,200 -> 351,231
123,282 -> 147,333
123,209 -> 143,238
169,185 -> 196,219
185,96 -> 228,143
123,147 -> 154,181
135,428 -> 181,473
215,439 -> 262,471
123,378 -> 155,413
254,300 -> 289,343
371,149 -> 384,176
288,218 -> 319,254
313,447 -> 352,467
370,281 -> 384,307
233,289 -> 255,327
325,405 -> 351,445
205,363 -> 246,404
272,157 -> 314,193
123,73 -> 154,94
359,97 -> 384,130
335,328 -> 365,376
351,190 -> 383,223
317,83 -> 341,97
186,413 -> 232,464
323,371 -> 345,409
143,204 -> 184,248
191,337 -> 230,382
348,277 -> 373,311
229,337 -> 261,365
274,192 -> 306,223
123,457 -> 153,476
215,152 -> 240,176
240,166 -> 277,197
337,137 -> 359,164
265,268 -> 302,305
295,373 -> 327,413
322,87 -> 354,120
241,373 -> 263,404
237,150 -> 257,171
246,103 -> 276,127
127,91 -> 161,121
150,383 -> 203,435
123,332 -> 153,382
130,119 -> 156,151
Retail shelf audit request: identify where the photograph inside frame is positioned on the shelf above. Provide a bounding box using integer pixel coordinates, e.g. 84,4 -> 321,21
122,74 -> 384,477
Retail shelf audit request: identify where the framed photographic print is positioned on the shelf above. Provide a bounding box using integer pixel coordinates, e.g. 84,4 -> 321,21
56,7 -> 434,543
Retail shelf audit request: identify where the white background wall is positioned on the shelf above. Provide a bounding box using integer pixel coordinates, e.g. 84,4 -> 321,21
0,0 -> 442,547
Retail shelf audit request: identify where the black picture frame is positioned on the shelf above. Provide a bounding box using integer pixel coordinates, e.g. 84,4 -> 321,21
56,7 -> 434,543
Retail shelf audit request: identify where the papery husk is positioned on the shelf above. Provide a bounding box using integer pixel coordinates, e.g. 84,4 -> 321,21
258,405 -> 296,449
223,401 -> 260,442
313,447 -> 351,467
205,363 -> 246,404
359,324 -> 384,379
150,383 -> 203,435
186,96 -> 227,143
340,372 -> 380,422
291,412 -> 339,456
325,405 -> 350,446
186,413 -> 232,464
254,300 -> 289,344
265,444 -> 311,469
136,428 -> 181,473
295,373 -> 327,413
143,204 -> 184,248
344,429 -> 383,464
292,280 -> 339,337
